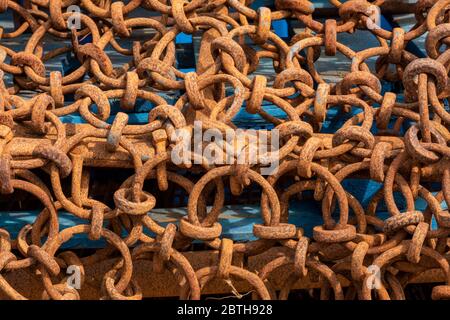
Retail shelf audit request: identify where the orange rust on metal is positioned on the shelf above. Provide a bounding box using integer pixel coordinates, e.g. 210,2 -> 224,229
0,0 -> 449,301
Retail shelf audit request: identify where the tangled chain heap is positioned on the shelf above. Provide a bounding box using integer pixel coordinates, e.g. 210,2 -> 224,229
0,0 -> 450,300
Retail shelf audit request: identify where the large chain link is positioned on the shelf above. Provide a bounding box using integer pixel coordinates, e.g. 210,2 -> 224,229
0,0 -> 449,300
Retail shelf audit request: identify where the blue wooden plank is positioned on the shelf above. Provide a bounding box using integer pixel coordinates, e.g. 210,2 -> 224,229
54,95 -> 405,130
250,0 -> 332,9
61,52 -> 83,78
175,32 -> 193,44
59,112 -> 150,124
0,197 -> 444,248
272,19 -> 289,39
61,34 -> 93,76
381,13 -> 394,31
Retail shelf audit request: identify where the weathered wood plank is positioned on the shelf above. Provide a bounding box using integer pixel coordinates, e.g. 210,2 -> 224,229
0,197 -> 445,248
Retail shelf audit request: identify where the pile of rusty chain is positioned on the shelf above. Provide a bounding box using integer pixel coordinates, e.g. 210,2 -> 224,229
0,0 -> 450,300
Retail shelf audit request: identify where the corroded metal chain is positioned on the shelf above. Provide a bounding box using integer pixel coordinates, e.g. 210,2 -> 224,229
0,0 -> 449,300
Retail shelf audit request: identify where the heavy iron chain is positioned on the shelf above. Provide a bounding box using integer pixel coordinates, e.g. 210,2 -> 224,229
0,0 -> 449,300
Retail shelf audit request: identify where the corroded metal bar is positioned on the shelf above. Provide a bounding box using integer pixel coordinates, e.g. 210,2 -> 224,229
0,0 -> 449,301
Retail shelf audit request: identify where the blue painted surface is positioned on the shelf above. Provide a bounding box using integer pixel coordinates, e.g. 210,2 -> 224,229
0,196 -> 445,248
61,52 -> 82,78
250,0 -> 331,9
61,34 -> 93,76
176,32 -> 193,44
272,20 -> 289,39
59,112 -> 150,124
380,13 -> 394,32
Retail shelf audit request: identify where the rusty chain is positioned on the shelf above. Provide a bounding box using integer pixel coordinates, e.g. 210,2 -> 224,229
0,0 -> 449,300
